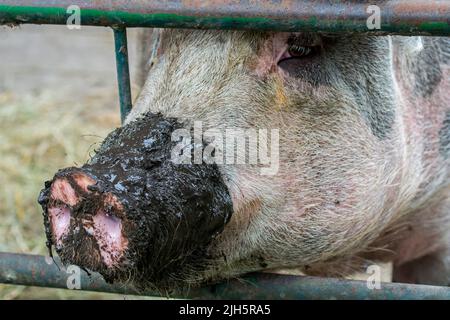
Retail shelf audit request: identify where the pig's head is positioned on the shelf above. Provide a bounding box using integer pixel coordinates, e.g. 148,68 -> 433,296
40,30 -> 424,289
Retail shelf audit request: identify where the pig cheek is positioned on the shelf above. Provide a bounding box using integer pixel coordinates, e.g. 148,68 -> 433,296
92,210 -> 128,267
48,206 -> 71,248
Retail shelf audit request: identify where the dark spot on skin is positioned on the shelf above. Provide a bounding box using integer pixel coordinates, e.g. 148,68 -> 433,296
413,62 -> 442,98
339,36 -> 396,140
334,200 -> 341,205
277,56 -> 330,87
412,38 -> 443,98
346,76 -> 396,140
439,38 -> 450,64
439,111 -> 450,158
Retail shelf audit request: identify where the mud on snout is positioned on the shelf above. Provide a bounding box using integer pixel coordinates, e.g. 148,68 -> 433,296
38,113 -> 233,289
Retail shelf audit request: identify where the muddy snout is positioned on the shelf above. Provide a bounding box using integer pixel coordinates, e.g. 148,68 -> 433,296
38,113 -> 233,286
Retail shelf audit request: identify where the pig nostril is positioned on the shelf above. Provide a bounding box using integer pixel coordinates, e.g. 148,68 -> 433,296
93,209 -> 126,267
94,210 -> 122,241
48,205 -> 71,246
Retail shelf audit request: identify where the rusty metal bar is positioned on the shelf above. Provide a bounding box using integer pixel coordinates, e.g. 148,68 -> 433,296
0,0 -> 449,35
1,252 -> 450,299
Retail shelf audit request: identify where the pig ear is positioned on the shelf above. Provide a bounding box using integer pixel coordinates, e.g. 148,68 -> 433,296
147,29 -> 163,69
136,29 -> 163,88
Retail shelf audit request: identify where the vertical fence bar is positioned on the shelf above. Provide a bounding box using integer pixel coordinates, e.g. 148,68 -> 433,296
113,27 -> 132,123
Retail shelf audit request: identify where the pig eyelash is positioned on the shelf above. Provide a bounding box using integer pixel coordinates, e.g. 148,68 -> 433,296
288,44 -> 313,58
280,34 -> 323,62
279,43 -> 321,63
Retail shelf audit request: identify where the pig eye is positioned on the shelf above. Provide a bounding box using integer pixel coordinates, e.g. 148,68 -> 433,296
288,44 -> 313,58
280,34 -> 323,62
286,44 -> 320,59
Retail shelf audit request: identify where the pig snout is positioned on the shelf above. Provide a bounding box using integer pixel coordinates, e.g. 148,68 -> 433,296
38,113 -> 233,287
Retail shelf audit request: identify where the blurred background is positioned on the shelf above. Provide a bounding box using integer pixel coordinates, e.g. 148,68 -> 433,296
0,24 -> 144,299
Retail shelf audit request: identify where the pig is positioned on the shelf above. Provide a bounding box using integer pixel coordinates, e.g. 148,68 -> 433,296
38,29 -> 450,290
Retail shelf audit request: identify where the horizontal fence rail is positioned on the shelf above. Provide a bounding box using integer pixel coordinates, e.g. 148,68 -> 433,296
1,252 -> 450,299
0,0 -> 449,35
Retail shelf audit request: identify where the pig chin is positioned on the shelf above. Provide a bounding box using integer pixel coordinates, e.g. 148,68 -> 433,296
38,112 -> 233,288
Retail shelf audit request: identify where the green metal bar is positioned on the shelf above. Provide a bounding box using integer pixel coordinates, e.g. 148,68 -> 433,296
1,252 -> 450,299
0,1 -> 449,35
112,27 -> 132,123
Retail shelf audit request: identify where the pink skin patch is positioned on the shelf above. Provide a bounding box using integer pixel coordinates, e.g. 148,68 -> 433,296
50,178 -> 78,206
254,33 -> 291,78
92,209 -> 127,267
48,178 -> 77,246
48,205 -> 71,247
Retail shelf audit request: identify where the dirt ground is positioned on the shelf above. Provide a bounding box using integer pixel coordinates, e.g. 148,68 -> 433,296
0,24 -> 147,299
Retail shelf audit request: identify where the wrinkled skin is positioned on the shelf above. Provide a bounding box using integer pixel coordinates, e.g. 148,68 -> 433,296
40,29 -> 450,289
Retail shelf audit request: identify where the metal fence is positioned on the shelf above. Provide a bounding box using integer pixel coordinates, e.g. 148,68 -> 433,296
1,0 -> 449,299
